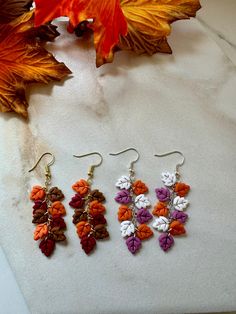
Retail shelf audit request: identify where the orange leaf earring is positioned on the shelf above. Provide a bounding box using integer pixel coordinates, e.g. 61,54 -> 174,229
29,153 -> 67,257
110,148 -> 153,254
152,151 -> 190,252
69,152 -> 109,254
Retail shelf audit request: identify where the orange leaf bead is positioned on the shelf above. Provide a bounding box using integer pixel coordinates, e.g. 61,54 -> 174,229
34,223 -> 48,240
132,180 -> 148,195
174,182 -> 190,197
136,224 -> 153,240
48,201 -> 66,216
152,202 -> 168,217
89,200 -> 105,215
30,185 -> 45,201
76,221 -> 91,238
169,220 -> 186,236
117,205 -> 132,221
72,179 -> 90,196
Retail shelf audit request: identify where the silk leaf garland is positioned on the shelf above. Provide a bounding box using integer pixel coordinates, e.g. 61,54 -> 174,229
118,0 -> 201,55
34,0 -> 128,67
0,11 -> 71,118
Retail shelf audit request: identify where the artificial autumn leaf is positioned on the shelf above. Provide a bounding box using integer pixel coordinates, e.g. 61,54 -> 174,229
50,226 -> 66,242
132,180 -> 148,195
32,209 -> 48,224
34,0 -> 128,67
169,220 -> 186,236
117,205 -> 132,221
174,182 -> 190,197
39,238 -> 55,257
90,214 -> 107,226
89,189 -> 105,203
80,235 -> 96,254
48,201 -> 66,216
136,224 -> 153,240
119,0 -> 201,55
152,202 -> 168,217
30,185 -> 45,201
94,224 -> 109,239
48,187 -> 64,202
76,221 -> 91,238
72,209 -> 87,224
72,179 -> 90,196
0,0 -> 32,23
89,200 -> 105,216
0,11 -> 71,118
34,223 -> 48,240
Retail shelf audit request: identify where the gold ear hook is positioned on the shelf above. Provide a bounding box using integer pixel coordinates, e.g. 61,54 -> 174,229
154,151 -> 185,177
109,148 -> 140,173
28,152 -> 55,185
73,152 -> 103,180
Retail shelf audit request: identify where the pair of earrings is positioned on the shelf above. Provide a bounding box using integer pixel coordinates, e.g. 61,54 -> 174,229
112,149 -> 190,254
28,149 -> 190,257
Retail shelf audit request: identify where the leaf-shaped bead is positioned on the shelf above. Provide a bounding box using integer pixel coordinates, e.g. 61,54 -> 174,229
115,175 -> 131,190
159,233 -> 174,252
126,236 -> 141,254
161,172 -> 176,187
152,216 -> 170,232
173,196 -> 189,211
134,194 -> 150,209
120,220 -> 135,237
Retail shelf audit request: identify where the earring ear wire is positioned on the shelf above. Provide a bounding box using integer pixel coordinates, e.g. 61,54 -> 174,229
154,150 -> 185,178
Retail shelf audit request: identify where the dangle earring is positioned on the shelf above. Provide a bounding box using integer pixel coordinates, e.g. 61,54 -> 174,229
110,148 -> 153,254
152,151 -> 190,252
69,152 -> 109,254
29,153 -> 67,257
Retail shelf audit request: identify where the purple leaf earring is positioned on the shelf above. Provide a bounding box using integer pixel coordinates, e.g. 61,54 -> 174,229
110,148 -> 153,254
152,151 -> 190,252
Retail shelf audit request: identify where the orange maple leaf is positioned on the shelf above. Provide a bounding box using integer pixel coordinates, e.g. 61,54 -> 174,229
0,11 -> 71,118
119,0 -> 201,55
34,0 -> 128,67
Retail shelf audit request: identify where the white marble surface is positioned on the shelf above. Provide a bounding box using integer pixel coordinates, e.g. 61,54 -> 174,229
0,1 -> 236,313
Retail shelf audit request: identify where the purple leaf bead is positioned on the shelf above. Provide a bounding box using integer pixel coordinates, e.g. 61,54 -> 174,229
159,233 -> 174,252
126,236 -> 142,254
115,189 -> 131,204
155,187 -> 170,202
171,210 -> 188,224
136,208 -> 152,224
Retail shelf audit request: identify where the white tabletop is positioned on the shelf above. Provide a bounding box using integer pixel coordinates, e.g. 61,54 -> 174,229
0,1 -> 236,313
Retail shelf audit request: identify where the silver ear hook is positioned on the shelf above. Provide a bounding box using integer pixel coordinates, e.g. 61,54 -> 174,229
154,151 -> 185,177
109,148 -> 140,174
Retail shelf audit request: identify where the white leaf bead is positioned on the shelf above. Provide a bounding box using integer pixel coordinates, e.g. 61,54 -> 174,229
134,194 -> 151,209
116,175 -> 131,190
161,172 -> 176,187
120,221 -> 135,237
152,216 -> 170,232
173,196 -> 189,211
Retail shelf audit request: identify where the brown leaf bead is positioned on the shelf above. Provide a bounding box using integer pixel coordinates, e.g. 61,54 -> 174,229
48,187 -> 64,202
89,189 -> 105,202
50,226 -> 66,242
32,209 -> 48,224
94,224 -> 109,240
72,209 -> 87,225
